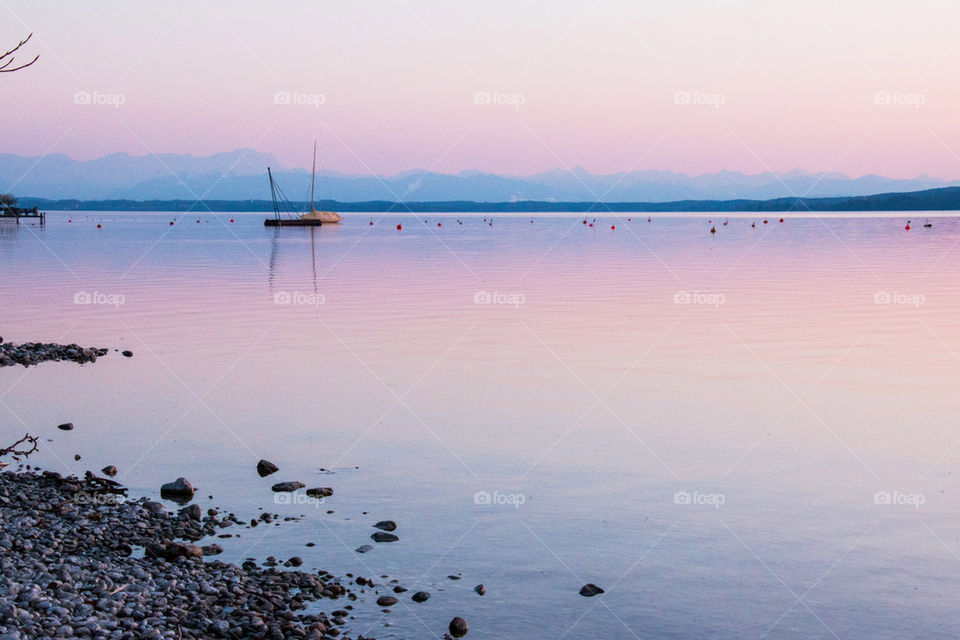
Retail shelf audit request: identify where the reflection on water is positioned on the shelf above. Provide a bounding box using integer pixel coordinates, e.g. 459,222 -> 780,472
2,211 -> 960,639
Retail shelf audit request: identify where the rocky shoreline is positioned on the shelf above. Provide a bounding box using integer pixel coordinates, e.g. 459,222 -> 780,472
0,468 -> 383,639
0,340 -> 129,368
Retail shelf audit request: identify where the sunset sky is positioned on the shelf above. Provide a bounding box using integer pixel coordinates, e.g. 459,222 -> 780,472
3,0 -> 960,178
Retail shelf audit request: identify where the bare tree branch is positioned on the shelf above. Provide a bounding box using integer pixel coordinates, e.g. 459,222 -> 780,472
0,33 -> 39,73
0,433 -> 39,463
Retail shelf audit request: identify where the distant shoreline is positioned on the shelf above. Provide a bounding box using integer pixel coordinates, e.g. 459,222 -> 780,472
18,185 -> 960,213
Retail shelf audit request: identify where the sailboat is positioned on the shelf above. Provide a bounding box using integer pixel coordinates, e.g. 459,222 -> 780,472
300,142 -> 342,224
265,142 -> 343,226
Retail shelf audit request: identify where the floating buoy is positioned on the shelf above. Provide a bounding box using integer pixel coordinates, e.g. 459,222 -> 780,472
196,219 -> 200,223
710,226 -> 716,234
905,224 -> 911,230
763,219 -> 768,224
779,218 -> 784,223
611,225 -> 616,230
396,224 -> 402,230
627,218 -> 632,222
589,223 -> 594,227
751,222 -> 756,228
708,219 -> 712,223
369,221 -> 373,225
647,217 -> 651,222
67,219 -> 72,223
437,222 -> 442,227
230,219 -> 234,223
96,224 -> 102,229
169,221 -> 174,226
582,219 -> 587,224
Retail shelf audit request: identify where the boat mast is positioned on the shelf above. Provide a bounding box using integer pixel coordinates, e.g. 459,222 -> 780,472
311,141 -> 317,210
267,167 -> 280,220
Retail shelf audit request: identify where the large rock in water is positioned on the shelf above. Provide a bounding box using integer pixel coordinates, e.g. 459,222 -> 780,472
376,595 -> 398,607
579,583 -> 605,597
373,520 -> 396,531
160,477 -> 194,501
448,617 -> 469,637
305,487 -> 333,498
256,459 -> 279,477
271,481 -> 305,492
57,422 -> 74,431
371,532 -> 399,543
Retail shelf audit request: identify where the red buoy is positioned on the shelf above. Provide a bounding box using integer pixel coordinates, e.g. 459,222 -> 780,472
779,218 -> 784,223
763,219 -> 768,224
905,224 -> 911,230
369,221 -> 373,225
97,224 -> 102,229
627,218 -> 632,222
589,223 -> 594,227
582,219 -> 587,224
68,219 -> 72,223
611,225 -> 616,230
230,219 -> 234,223
437,222 -> 442,227
396,224 -> 402,230
169,221 -> 174,226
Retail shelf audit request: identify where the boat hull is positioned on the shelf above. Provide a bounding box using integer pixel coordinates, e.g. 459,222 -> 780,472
264,218 -> 322,227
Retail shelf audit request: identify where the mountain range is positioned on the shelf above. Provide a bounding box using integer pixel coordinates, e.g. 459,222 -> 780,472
2,149 -> 957,202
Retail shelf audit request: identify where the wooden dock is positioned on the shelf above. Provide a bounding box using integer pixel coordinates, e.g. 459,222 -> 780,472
1,207 -> 45,225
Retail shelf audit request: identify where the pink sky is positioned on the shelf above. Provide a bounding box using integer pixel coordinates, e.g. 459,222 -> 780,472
3,0 -> 960,178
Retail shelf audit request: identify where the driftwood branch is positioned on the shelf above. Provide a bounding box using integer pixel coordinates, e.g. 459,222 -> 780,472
0,33 -> 39,73
0,432 -> 39,460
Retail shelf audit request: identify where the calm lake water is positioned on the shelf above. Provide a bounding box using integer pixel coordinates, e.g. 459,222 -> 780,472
2,211 -> 960,639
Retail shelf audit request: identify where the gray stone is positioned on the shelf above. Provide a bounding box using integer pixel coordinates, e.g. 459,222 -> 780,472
159,477 -> 194,501
271,481 -> 305,492
449,617 -> 468,637
256,459 -> 279,477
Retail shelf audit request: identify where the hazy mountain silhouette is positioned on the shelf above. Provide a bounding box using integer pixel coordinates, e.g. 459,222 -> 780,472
2,149 -> 957,202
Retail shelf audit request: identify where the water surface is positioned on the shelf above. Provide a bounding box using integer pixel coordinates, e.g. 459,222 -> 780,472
2,211 -> 959,639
